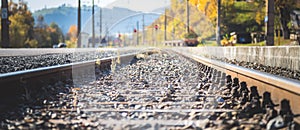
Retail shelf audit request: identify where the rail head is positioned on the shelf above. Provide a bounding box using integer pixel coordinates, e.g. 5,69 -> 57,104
0,51 -> 149,84
174,50 -> 300,95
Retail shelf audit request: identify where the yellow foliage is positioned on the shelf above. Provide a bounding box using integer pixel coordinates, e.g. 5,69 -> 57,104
145,0 -> 215,44
68,25 -> 78,38
221,39 -> 233,46
189,0 -> 234,25
66,40 -> 77,48
26,39 -> 38,48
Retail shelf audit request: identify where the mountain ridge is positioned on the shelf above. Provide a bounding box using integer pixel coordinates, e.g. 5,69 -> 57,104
32,5 -> 162,35
106,0 -> 170,12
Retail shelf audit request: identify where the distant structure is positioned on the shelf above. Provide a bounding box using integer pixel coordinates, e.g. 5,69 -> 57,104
291,10 -> 300,30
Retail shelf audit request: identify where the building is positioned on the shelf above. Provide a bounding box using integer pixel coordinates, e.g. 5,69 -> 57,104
79,32 -> 89,48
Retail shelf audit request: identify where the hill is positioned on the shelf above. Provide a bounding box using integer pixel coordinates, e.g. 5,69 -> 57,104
32,5 -> 160,35
107,0 -> 170,12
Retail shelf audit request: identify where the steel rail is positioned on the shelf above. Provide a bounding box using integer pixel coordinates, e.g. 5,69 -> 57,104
173,49 -> 300,123
188,54 -> 300,95
0,51 -> 146,83
0,50 -> 149,109
0,54 -> 117,84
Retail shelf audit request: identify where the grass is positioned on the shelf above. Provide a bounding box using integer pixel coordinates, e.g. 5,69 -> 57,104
235,42 -> 265,46
274,37 -> 293,46
198,41 -> 218,47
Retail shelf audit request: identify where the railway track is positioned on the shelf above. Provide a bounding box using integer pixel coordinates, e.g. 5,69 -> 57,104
0,50 -> 142,107
0,48 -> 299,129
172,49 -> 300,123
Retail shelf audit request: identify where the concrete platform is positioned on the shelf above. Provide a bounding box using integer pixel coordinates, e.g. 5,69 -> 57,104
174,46 -> 300,71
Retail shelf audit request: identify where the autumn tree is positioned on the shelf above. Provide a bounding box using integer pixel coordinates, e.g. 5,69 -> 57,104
8,0 -> 37,47
146,0 -> 215,43
32,15 -> 65,48
253,0 -> 265,27
190,0 -> 218,25
190,0 -> 234,26
5,1 -> 64,48
66,25 -> 78,48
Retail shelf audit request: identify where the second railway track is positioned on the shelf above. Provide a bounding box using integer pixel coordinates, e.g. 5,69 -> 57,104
0,48 -> 299,129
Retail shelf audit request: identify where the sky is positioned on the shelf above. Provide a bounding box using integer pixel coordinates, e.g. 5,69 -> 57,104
6,0 -> 170,12
12,0 -> 117,12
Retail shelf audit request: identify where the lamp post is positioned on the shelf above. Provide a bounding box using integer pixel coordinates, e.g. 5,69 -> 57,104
1,0 -> 9,48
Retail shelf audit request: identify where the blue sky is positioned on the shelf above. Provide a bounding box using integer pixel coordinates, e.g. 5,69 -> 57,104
14,0 -> 117,12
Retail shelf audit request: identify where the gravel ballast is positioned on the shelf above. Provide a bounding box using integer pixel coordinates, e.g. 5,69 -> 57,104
1,50 -> 298,129
0,48 -> 140,74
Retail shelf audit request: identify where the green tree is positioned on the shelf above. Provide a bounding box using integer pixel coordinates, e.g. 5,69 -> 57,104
275,0 -> 296,39
33,16 -> 64,48
253,0 -> 265,26
33,15 -> 51,47
33,28 -> 51,48
49,22 -> 65,46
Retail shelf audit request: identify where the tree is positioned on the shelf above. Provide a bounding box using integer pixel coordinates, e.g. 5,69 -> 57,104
147,0 -> 214,43
8,0 -> 36,47
66,25 -> 78,48
4,1 -> 65,48
33,15 -> 52,47
190,0 -> 218,25
33,28 -> 51,48
253,0 -> 266,26
275,0 -> 296,39
36,15 -> 48,29
33,16 -> 65,47
49,22 -> 64,46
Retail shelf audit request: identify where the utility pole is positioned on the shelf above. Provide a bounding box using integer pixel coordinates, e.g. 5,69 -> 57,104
216,0 -> 221,46
77,0 -> 81,48
137,21 -> 139,46
99,6 -> 102,44
266,0 -> 275,46
1,0 -> 9,48
164,9 -> 167,41
106,26 -> 109,46
186,0 -> 190,33
142,14 -> 145,45
92,0 -> 95,47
